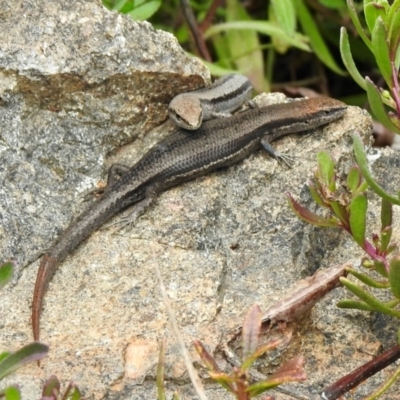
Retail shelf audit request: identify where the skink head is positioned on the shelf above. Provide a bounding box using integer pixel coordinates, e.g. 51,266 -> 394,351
266,96 -> 347,136
168,95 -> 203,130
301,96 -> 348,125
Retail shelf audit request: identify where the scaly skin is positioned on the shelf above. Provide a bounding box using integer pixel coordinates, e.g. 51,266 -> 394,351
32,97 -> 347,341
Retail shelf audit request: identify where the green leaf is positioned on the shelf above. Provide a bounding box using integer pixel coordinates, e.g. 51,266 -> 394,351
317,152 -> 335,188
243,338 -> 285,371
319,0 -> 346,9
349,193 -> 367,247
58,382 -> 81,400
330,201 -> 349,226
271,0 -> 296,36
225,0 -> 267,92
374,259 -> 389,277
389,110 -> 400,128
340,28 -> 367,90
371,17 -> 392,87
194,340 -> 235,393
366,77 -> 400,132
352,132 -> 400,204
3,386 -> 20,400
309,183 -> 329,208
0,343 -> 48,380
347,267 -> 390,288
293,0 -> 346,74
364,2 -> 387,34
358,181 -> 370,193
385,298 -> 400,309
247,379 -> 281,394
111,0 -> 130,11
337,299 -> 376,311
70,386 -> 82,400
347,166 -> 363,195
268,6 -> 291,54
205,21 -> 311,52
395,44 -> 400,71
386,244 -> 398,255
340,277 -> 400,317
0,261 -> 13,290
128,0 -> 161,20
42,375 -> 60,397
193,340 -> 222,374
247,356 -> 306,396
200,61 -> 240,77
387,0 -> 400,64
381,226 -> 393,253
208,372 -> 236,393
347,0 -> 372,51
0,352 -> 11,363
287,194 -> 339,227
172,392 -> 182,400
389,257 -> 400,299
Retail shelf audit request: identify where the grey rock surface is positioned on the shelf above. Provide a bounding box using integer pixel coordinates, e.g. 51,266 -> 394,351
1,1 -> 400,400
0,0 -> 208,271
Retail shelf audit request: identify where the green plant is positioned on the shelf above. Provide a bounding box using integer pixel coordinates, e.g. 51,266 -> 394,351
340,0 -> 400,133
0,262 -> 82,400
103,0 -> 162,21
0,262 -> 12,290
0,342 -> 49,400
0,262 -> 49,400
288,135 -> 400,397
195,305 -> 306,399
156,304 -> 306,399
288,139 -> 400,317
102,0 -> 346,92
39,375 -> 82,400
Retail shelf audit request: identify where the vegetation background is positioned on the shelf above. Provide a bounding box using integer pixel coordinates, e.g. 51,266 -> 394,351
102,0 -> 369,102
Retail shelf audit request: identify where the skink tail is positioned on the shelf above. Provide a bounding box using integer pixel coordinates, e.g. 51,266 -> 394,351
32,254 -> 58,341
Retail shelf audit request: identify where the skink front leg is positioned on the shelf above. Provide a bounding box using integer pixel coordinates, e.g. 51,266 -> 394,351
260,137 -> 295,168
84,163 -> 131,201
102,164 -> 131,194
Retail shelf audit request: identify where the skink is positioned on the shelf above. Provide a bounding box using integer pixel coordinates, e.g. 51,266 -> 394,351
32,96 -> 347,341
168,74 -> 253,130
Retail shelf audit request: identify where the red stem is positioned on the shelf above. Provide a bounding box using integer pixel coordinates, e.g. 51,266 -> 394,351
320,344 -> 400,400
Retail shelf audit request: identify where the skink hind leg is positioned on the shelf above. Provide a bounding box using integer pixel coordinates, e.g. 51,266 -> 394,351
104,183 -> 161,231
260,137 -> 295,168
114,196 -> 156,230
